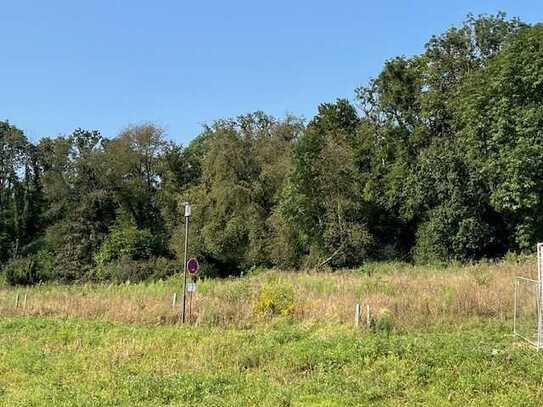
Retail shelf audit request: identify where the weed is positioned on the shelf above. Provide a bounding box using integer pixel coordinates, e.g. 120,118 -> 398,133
253,275 -> 295,319
374,308 -> 393,334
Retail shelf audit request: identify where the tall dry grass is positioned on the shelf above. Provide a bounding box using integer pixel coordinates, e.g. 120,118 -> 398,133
0,258 -> 535,330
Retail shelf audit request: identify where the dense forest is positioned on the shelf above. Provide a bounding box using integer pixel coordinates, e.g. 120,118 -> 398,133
2,13 -> 543,284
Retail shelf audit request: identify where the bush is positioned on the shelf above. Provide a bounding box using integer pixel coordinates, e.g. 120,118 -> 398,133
2,251 -> 57,286
503,250 -> 533,264
3,257 -> 36,285
95,217 -> 159,267
413,205 -> 493,264
253,275 -> 295,319
357,263 -> 376,276
374,308 -> 393,334
92,257 -> 177,283
35,249 -> 56,280
242,265 -> 266,277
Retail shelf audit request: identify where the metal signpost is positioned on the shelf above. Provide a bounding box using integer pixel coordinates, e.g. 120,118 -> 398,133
181,203 -> 191,323
186,257 -> 199,321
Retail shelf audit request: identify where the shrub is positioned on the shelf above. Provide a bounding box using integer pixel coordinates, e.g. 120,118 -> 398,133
3,251 -> 57,286
95,217 -> 158,267
242,265 -> 266,277
3,257 -> 36,285
253,275 -> 295,319
92,257 -> 177,283
357,263 -> 376,276
218,279 -> 253,303
503,250 -> 533,264
374,308 -> 393,334
413,205 -> 493,264
35,249 -> 56,280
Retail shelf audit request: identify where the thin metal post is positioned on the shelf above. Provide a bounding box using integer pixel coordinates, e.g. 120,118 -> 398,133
181,213 -> 189,323
189,288 -> 193,322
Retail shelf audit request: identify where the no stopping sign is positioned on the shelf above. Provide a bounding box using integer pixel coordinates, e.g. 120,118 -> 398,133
187,258 -> 199,275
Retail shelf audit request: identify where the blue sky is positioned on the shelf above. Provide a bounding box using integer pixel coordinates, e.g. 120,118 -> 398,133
1,1 -> 541,145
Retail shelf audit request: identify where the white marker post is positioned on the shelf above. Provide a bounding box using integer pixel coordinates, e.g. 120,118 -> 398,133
181,203 -> 191,323
355,304 -> 360,328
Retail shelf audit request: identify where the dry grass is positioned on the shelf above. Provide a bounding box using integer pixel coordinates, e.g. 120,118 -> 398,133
0,258 -> 535,330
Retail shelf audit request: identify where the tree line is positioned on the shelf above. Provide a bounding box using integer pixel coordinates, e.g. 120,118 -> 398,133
2,13 -> 543,284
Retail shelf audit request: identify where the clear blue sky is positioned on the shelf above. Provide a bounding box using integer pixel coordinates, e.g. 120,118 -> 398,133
1,1 -> 541,145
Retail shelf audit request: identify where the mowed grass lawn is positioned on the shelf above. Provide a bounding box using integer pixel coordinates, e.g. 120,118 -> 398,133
1,317 -> 542,406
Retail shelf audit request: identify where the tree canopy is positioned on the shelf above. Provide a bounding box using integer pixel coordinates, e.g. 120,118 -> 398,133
1,13 -> 542,283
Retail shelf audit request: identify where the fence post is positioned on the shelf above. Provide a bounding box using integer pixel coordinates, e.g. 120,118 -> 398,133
172,293 -> 177,308
15,293 -> 19,309
355,304 -> 360,328
366,305 -> 371,329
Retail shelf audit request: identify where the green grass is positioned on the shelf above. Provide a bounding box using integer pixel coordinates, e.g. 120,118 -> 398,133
1,317 -> 542,406
0,258 -> 540,405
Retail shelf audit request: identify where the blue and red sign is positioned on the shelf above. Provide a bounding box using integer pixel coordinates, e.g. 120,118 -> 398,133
187,258 -> 199,274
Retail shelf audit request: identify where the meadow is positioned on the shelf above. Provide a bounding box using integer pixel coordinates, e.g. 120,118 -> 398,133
1,258 -> 542,406
0,259 -> 533,328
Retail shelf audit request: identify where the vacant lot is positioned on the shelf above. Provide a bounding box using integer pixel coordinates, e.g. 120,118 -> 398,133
0,259 -> 541,405
0,260 -> 533,329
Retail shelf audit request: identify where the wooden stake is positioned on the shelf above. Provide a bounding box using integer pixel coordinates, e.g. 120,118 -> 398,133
172,293 -> 177,308
15,293 -> 19,308
366,305 -> 371,329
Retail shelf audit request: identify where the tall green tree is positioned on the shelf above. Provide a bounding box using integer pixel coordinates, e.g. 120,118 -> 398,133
279,100 -> 372,267
457,23 -> 543,251
0,122 -> 44,261
39,129 -> 115,280
355,12 -> 525,262
178,113 -> 302,275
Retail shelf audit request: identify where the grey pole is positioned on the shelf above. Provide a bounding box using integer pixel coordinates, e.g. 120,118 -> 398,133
181,203 -> 190,323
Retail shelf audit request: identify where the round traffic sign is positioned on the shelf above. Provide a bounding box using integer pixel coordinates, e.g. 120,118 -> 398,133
187,258 -> 199,274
